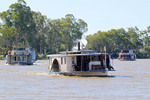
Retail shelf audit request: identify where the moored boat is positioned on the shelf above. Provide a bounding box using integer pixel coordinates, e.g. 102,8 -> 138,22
118,50 -> 136,61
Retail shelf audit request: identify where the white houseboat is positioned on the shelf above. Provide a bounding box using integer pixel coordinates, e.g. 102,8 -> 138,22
118,50 -> 136,61
6,46 -> 36,65
47,45 -> 115,76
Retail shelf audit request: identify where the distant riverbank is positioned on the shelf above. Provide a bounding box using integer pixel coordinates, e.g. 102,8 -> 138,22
0,54 -> 48,60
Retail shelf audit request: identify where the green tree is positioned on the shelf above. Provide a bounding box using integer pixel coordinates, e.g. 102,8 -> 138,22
86,31 -> 110,52
32,11 -> 47,54
46,14 -> 88,52
0,26 -> 17,54
0,0 -> 36,47
127,27 -> 142,50
46,19 -> 63,53
140,26 -> 150,57
61,14 -> 88,50
86,27 -> 143,54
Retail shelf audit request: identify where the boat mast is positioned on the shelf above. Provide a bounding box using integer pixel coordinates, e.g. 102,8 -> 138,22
104,46 -> 107,70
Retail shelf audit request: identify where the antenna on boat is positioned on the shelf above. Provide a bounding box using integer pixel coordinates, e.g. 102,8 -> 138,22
104,46 -> 107,70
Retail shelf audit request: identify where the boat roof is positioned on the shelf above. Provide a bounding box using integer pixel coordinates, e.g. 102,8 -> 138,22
59,50 -> 97,54
47,53 -> 108,57
119,53 -> 136,55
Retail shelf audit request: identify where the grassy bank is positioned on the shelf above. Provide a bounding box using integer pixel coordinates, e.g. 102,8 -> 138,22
36,54 -> 48,60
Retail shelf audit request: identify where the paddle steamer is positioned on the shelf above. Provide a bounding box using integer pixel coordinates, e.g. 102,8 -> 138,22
47,43 -> 115,76
6,46 -> 36,65
118,50 -> 136,61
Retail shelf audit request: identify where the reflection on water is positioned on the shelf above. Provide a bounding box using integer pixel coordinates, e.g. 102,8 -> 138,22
0,59 -> 150,99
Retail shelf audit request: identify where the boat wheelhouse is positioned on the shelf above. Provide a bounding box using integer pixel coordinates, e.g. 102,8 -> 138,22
118,50 -> 136,61
47,50 -> 115,77
6,46 -> 36,65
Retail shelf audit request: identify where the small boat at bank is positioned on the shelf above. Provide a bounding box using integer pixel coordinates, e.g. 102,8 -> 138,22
47,46 -> 115,77
118,50 -> 136,61
6,46 -> 36,65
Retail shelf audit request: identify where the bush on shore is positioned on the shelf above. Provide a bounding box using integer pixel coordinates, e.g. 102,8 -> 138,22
36,54 -> 48,60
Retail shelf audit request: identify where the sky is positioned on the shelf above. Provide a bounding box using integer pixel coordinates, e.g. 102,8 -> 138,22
1,0 -> 150,43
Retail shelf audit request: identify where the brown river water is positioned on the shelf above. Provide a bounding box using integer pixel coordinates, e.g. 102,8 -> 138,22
0,59 -> 150,100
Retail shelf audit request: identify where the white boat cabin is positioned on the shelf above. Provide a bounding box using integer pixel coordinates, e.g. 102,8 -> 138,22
47,50 -> 114,76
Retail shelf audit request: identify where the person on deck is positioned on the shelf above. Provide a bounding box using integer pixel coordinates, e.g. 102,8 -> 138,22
106,56 -> 114,70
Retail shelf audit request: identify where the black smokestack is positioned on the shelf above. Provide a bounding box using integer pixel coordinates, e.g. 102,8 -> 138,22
78,42 -> 80,51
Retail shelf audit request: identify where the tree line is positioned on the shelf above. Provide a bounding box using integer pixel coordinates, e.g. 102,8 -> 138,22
0,0 -> 88,56
0,0 -> 150,58
86,27 -> 150,58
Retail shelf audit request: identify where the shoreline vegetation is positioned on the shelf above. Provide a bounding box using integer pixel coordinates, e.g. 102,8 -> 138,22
0,54 -> 149,60
36,54 -> 48,60
0,0 -> 150,59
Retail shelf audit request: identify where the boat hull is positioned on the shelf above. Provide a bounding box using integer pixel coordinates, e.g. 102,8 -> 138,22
49,70 -> 109,77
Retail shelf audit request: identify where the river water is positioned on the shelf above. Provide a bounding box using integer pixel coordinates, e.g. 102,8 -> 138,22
0,59 -> 150,100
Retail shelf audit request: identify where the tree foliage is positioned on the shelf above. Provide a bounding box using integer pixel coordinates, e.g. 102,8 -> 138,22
0,0 -> 87,55
46,14 -> 88,52
86,27 -> 149,58
0,0 -> 36,47
0,0 -> 150,58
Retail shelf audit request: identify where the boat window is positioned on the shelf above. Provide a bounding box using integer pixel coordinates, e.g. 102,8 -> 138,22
18,57 -> 20,61
91,56 -> 96,61
61,57 -> 63,64
14,56 -> 16,61
22,57 -> 24,61
93,56 -> 99,61
25,57 -> 26,61
72,57 -> 75,64
64,57 -> 66,64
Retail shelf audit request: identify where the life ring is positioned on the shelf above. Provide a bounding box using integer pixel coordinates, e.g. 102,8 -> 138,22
48,65 -> 51,71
